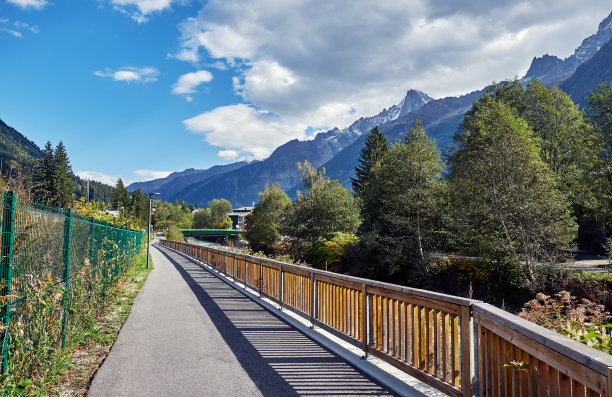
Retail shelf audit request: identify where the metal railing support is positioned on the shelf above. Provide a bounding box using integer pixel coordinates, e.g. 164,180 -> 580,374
1,192 -> 16,373
61,209 -> 73,349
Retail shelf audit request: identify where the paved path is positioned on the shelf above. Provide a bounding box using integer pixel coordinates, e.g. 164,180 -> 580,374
88,244 -> 395,396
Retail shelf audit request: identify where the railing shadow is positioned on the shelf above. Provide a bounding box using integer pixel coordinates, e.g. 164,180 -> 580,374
155,246 -> 396,397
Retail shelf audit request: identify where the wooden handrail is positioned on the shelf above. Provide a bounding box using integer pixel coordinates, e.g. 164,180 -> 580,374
160,240 -> 612,397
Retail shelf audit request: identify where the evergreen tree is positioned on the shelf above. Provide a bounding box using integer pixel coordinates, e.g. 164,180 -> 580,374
245,183 -> 292,252
361,120 -> 445,279
129,188 -> 148,226
51,141 -> 74,208
111,178 -> 129,212
449,99 -> 575,289
351,125 -> 388,195
31,141 -> 54,204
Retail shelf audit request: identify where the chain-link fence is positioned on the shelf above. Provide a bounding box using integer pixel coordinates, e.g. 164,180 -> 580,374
0,191 -> 143,380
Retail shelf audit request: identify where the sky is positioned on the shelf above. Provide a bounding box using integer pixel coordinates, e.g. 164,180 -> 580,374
1,0 -> 610,186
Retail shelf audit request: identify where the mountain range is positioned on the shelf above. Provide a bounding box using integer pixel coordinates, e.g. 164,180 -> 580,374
128,11 -> 612,208
2,12 -> 610,209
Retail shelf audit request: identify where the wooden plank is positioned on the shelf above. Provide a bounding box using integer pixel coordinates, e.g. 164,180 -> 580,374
427,307 -> 433,374
434,309 -> 441,379
314,274 -> 362,290
608,367 -> 612,397
451,313 -> 460,387
443,311 -> 449,384
367,347 -> 463,397
475,313 -> 607,393
367,286 -> 464,315
361,285 -> 367,353
559,372 -> 571,397
400,301 -> 406,362
473,303 -> 612,376
412,304 -> 418,367
549,367 -> 560,397
420,306 -> 426,370
477,325 -> 485,397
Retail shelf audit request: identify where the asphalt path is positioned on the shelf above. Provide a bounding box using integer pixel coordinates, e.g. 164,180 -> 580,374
88,243 -> 395,397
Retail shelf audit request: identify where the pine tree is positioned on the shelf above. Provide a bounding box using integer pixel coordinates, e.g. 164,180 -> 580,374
360,120 -> 445,280
31,141 -> 55,204
351,126 -> 388,196
111,178 -> 130,212
51,141 -> 74,208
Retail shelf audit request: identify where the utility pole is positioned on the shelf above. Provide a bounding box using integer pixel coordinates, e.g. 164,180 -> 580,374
146,192 -> 160,269
86,180 -> 90,203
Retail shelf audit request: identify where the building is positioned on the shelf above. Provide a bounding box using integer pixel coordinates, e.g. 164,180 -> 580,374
227,206 -> 253,230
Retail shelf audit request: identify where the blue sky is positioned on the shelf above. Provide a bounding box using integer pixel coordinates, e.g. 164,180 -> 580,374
1,0 -> 610,186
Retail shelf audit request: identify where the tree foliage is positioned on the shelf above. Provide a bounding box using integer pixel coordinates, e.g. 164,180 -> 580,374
245,183 -> 292,252
210,199 -> 233,228
111,178 -> 130,213
193,207 -> 212,229
31,141 -> 74,208
286,161 -> 360,259
449,99 -> 575,288
360,120 -> 446,280
586,81 -> 612,239
352,125 -> 388,195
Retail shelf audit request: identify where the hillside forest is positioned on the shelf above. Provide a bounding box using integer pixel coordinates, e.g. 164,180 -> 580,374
240,79 -> 612,315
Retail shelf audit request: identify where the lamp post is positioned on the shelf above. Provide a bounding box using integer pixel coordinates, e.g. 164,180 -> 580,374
147,192 -> 161,269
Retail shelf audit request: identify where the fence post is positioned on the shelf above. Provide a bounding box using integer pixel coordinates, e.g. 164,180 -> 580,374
1,192 -> 16,374
61,209 -> 72,349
279,265 -> 283,310
460,306 -> 473,397
259,259 -> 263,297
361,283 -> 368,357
90,217 -> 95,266
310,272 -> 315,328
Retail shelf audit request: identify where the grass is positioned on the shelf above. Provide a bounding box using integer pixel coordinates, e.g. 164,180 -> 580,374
34,250 -> 153,396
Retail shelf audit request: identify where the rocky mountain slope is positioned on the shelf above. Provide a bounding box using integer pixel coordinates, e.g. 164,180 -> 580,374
523,11 -> 612,84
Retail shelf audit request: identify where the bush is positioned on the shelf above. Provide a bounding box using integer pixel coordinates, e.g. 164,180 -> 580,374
519,291 -> 611,354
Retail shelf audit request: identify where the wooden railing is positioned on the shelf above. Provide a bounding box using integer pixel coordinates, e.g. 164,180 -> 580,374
160,240 -> 612,397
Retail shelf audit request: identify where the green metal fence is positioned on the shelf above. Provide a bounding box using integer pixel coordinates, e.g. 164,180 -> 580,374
0,191 -> 143,377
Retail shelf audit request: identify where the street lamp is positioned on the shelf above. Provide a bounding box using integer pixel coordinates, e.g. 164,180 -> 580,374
147,192 -> 161,269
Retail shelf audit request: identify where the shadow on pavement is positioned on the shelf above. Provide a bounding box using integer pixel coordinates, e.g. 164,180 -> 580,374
156,246 -> 395,397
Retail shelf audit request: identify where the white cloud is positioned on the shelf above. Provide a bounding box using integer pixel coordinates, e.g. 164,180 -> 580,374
216,150 -> 240,160
110,0 -> 177,23
0,19 -> 39,38
13,21 -> 39,33
76,171 -> 125,186
94,67 -> 159,83
77,169 -> 171,186
176,1 -> 611,159
183,104 -> 308,160
6,0 -> 47,10
133,169 -> 172,180
171,70 -> 213,101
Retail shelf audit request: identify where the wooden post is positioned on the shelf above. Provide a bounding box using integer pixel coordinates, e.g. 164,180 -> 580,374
310,272 -> 315,328
279,265 -> 284,310
460,305 -> 472,397
258,259 -> 263,297
607,367 -> 611,397
361,283 -> 368,357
